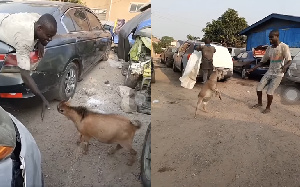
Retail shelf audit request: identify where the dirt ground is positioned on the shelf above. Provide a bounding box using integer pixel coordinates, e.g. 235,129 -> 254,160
151,60 -> 300,187
0,53 -> 150,187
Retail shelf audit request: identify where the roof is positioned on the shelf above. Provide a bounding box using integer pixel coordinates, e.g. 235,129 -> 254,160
240,13 -> 300,35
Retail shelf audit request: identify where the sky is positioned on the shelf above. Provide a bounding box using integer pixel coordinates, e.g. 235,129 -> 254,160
152,0 -> 300,40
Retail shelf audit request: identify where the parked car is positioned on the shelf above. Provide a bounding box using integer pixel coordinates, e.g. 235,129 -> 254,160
227,47 -> 245,57
233,45 -> 269,79
141,123 -> 151,187
160,46 -> 177,67
173,40 -> 233,80
0,106 -> 43,186
286,50 -> 300,83
0,1 -> 112,100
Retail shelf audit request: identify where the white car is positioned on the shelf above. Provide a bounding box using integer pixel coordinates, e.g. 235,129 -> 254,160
173,41 -> 233,80
0,106 -> 43,187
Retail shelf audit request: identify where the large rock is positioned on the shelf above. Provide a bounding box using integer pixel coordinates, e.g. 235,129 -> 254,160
118,86 -> 135,98
120,96 -> 137,113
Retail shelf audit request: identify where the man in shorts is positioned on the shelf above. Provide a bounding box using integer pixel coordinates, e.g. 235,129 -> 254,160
247,29 -> 292,113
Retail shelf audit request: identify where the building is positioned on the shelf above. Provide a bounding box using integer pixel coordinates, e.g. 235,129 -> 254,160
240,13 -> 300,51
82,0 -> 150,21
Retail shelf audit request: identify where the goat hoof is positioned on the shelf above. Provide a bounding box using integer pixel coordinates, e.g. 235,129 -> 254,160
126,161 -> 134,166
107,150 -> 115,155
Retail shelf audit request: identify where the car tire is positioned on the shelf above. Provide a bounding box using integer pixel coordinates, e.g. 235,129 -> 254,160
141,123 -> 151,187
241,68 -> 248,79
173,62 -> 179,72
151,69 -> 155,83
102,47 -> 110,61
166,58 -> 173,68
56,62 -> 78,101
281,85 -> 300,105
124,69 -> 139,89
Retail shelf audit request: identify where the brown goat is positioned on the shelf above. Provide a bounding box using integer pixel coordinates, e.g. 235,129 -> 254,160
194,69 -> 223,118
57,101 -> 141,166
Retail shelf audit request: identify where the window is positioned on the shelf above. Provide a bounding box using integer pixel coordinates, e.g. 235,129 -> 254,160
129,3 -> 145,13
241,52 -> 248,58
67,8 -> 90,31
62,12 -> 76,32
85,10 -> 102,31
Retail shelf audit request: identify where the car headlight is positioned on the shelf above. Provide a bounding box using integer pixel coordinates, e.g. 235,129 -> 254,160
0,146 -> 14,160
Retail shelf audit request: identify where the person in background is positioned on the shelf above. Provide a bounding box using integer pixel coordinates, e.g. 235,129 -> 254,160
200,38 -> 216,83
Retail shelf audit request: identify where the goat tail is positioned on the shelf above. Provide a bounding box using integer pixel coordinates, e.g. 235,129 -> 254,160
131,120 -> 142,129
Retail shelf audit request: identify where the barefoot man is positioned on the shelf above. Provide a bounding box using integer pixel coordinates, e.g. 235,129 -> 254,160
247,29 -> 292,113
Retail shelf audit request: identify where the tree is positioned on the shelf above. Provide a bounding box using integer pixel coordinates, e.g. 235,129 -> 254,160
160,36 -> 174,48
202,8 -> 248,47
51,0 -> 86,5
187,34 -> 200,41
152,42 -> 163,54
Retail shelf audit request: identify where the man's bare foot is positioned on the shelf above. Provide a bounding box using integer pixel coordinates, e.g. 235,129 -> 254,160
262,108 -> 271,114
251,104 -> 262,109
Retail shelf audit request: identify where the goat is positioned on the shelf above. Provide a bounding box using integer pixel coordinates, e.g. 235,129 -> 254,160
194,69 -> 223,118
57,101 -> 141,166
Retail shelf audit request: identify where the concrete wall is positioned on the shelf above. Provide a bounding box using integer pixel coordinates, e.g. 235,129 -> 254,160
83,0 -> 150,21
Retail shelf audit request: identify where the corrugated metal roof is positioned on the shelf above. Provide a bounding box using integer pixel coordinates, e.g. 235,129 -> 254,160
240,13 -> 300,35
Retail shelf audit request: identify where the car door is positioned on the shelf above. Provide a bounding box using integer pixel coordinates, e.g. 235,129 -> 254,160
175,42 -> 190,69
65,8 -> 96,72
84,9 -> 111,63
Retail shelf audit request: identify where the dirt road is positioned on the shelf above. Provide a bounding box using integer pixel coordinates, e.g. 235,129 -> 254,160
1,53 -> 150,187
152,62 -> 300,187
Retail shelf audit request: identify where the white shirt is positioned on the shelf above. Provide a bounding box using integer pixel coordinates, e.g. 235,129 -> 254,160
0,12 -> 41,70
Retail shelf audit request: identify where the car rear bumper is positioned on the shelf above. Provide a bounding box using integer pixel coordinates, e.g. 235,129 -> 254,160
0,73 -> 35,98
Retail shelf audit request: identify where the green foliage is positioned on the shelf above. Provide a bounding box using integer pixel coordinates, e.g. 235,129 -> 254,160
187,34 -> 200,41
202,8 -> 248,47
152,36 -> 174,54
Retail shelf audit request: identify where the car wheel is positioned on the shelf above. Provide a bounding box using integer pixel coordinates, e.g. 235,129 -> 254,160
124,68 -> 139,89
141,123 -> 151,187
166,58 -> 173,68
241,68 -> 248,79
151,69 -> 155,83
102,46 -> 111,61
181,66 -> 185,77
173,62 -> 179,72
56,62 -> 78,100
281,86 -> 300,105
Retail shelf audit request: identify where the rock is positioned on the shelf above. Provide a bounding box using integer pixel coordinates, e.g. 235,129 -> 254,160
120,96 -> 137,113
83,88 -> 97,96
104,80 -> 110,84
118,86 -> 135,98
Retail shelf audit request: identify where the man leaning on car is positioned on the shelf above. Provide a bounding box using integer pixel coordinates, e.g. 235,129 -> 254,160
0,12 -> 57,120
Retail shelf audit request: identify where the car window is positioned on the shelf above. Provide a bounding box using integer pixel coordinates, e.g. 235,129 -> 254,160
62,12 -> 76,32
241,52 -> 248,58
67,8 -> 90,31
85,9 -> 103,31
236,53 -> 243,58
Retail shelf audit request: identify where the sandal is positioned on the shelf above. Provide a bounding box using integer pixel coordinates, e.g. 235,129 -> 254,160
251,104 -> 262,109
262,108 -> 271,114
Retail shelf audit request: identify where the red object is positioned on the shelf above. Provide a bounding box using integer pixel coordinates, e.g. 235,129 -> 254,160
0,54 -> 5,61
0,93 -> 23,98
187,53 -> 191,60
1,51 -> 40,67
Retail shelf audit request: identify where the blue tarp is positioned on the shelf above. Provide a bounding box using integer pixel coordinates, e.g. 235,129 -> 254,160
246,28 -> 300,50
136,18 -> 151,32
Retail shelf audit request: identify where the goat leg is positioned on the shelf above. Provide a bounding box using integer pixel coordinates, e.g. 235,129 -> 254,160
108,144 -> 123,155
194,97 -> 203,118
